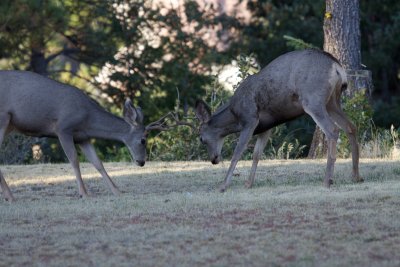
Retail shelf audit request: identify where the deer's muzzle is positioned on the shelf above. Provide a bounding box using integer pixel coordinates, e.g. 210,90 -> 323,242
136,160 -> 145,167
211,156 -> 220,165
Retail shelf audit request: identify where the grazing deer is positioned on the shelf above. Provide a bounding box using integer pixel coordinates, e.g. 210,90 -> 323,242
195,49 -> 363,192
0,70 -> 152,201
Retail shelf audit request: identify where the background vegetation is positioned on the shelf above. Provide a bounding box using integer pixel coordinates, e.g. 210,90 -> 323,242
1,0 -> 400,163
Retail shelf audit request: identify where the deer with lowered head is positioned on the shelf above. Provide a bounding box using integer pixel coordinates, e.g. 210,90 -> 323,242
195,49 -> 363,192
0,70 -> 163,201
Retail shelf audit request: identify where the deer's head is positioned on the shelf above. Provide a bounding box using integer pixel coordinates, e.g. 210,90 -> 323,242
195,100 -> 224,164
123,99 -> 147,167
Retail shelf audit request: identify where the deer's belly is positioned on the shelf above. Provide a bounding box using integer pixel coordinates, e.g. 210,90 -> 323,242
254,106 -> 305,135
10,117 -> 57,138
13,127 -> 57,138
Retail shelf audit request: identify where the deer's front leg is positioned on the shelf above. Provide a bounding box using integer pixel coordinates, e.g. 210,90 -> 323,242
79,141 -> 121,195
220,121 -> 258,192
58,133 -> 88,198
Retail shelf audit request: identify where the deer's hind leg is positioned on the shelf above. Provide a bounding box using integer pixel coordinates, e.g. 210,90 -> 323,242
0,114 -> 15,201
327,96 -> 363,183
245,130 -> 271,188
303,104 -> 339,187
79,141 -> 121,195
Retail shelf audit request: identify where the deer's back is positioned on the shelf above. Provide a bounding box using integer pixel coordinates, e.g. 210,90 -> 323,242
0,71 -> 94,135
230,50 -> 344,131
234,49 -> 341,103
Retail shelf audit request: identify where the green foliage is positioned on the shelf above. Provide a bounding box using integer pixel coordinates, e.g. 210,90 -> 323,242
236,54 -> 260,81
148,120 -> 205,161
338,90 -> 374,157
267,126 -> 307,160
0,0 -> 121,73
0,134 -> 66,164
146,78 -> 226,161
342,90 -> 374,136
283,35 -> 318,50
96,0 -> 229,123
0,134 -> 34,164
0,0 -> 66,59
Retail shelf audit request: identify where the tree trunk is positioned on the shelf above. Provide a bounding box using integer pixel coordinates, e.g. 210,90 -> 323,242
308,0 -> 372,158
29,4 -> 49,76
323,0 -> 361,69
30,34 -> 48,76
30,49 -> 48,76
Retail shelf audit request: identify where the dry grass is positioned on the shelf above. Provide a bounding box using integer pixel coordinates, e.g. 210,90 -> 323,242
1,159 -> 400,267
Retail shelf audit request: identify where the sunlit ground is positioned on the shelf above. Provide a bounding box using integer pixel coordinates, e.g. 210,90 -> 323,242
1,159 -> 400,266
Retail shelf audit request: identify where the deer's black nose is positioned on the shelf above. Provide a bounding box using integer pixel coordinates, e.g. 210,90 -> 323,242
211,156 -> 219,165
136,160 -> 145,167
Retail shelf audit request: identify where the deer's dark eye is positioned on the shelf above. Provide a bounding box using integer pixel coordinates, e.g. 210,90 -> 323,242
141,138 -> 146,145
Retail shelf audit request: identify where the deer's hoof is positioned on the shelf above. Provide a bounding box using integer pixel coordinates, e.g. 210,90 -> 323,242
79,193 -> 89,198
324,179 -> 333,188
5,196 -> 15,202
112,189 -> 122,196
245,180 -> 253,189
354,176 -> 364,183
219,185 -> 227,193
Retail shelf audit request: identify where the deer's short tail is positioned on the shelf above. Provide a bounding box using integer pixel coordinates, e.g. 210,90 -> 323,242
341,81 -> 348,92
333,63 -> 348,93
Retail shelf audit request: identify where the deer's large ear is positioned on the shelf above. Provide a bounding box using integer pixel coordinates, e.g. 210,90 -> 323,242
135,106 -> 144,125
123,99 -> 143,126
195,100 -> 211,123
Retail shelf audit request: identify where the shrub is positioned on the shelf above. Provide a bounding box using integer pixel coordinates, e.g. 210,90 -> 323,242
338,89 -> 374,157
0,133 -> 34,164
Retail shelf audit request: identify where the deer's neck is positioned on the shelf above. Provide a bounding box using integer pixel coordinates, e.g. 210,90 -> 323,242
85,108 -> 131,142
209,105 -> 242,137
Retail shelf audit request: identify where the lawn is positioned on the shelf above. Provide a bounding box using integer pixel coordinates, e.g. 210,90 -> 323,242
1,159 -> 400,266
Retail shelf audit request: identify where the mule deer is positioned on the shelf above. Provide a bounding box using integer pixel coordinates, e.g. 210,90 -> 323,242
0,71 -> 149,201
195,49 -> 363,192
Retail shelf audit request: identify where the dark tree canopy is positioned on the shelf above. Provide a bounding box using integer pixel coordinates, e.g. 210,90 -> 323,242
1,0 -> 399,163
0,0 -> 122,76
